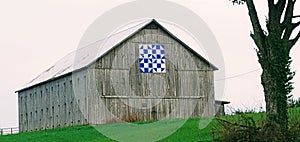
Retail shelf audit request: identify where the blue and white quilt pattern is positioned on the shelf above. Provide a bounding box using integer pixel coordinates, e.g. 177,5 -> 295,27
139,44 -> 166,73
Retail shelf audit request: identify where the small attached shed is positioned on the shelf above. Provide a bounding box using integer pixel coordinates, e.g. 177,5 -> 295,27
16,19 -> 225,132
215,100 -> 230,116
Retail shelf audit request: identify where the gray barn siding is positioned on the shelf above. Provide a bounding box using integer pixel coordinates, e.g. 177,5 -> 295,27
18,71 -> 89,132
18,24 -> 216,132
87,27 -> 215,123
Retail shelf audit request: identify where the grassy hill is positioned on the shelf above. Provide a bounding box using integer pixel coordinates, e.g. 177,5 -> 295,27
1,107 -> 299,142
0,118 -> 216,142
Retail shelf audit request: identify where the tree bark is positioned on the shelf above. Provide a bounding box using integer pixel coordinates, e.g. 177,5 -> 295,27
260,45 -> 289,131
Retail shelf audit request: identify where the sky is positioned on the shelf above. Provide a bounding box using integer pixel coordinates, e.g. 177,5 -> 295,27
0,0 -> 299,128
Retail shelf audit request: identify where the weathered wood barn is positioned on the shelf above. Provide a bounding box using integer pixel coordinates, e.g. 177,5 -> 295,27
16,19 -> 227,132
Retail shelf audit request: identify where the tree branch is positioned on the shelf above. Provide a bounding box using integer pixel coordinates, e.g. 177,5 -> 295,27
283,21 -> 300,40
293,21 -> 300,29
216,118 -> 261,130
289,31 -> 300,48
282,0 -> 295,27
294,32 -> 300,42
276,0 -> 287,30
268,0 -> 282,37
245,0 -> 266,49
268,0 -> 275,6
281,0 -> 298,41
276,0 -> 287,15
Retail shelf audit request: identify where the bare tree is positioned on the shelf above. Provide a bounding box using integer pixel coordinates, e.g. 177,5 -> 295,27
230,0 -> 300,132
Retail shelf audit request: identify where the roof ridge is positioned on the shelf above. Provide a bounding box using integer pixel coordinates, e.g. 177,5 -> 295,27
16,18 -> 218,92
79,19 -> 153,49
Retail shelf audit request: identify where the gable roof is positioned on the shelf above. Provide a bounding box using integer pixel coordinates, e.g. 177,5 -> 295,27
16,19 -> 218,92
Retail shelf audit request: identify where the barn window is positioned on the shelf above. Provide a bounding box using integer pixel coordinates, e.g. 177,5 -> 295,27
63,82 -> 66,91
41,110 -> 43,124
40,91 -> 43,101
57,84 -> 60,99
30,112 -> 32,123
139,44 -> 166,73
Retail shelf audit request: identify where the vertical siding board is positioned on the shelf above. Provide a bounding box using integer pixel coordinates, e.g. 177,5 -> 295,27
65,78 -> 71,126
26,92 -> 30,131
87,70 -> 93,124
18,94 -> 22,132
24,92 -> 28,131
69,79 -> 74,126
63,80 -> 67,127
41,87 -> 45,130
86,70 -> 91,124
59,80 -> 64,127
22,93 -> 25,131
45,87 -> 49,129
21,92 -> 25,132
92,70 -> 97,124
57,82 -> 61,127
50,83 -> 54,128
28,92 -> 31,131
18,93 -> 22,132
74,74 -> 80,126
83,74 -> 88,124
38,87 -> 42,130
57,83 -> 61,127
33,90 -> 37,131
28,92 -> 33,131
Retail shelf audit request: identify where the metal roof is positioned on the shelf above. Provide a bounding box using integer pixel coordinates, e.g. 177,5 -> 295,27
16,19 -> 218,92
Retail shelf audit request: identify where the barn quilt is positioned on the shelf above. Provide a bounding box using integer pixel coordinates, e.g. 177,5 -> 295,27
139,44 -> 166,73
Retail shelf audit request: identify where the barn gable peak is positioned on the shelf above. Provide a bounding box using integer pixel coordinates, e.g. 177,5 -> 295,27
16,19 -> 218,92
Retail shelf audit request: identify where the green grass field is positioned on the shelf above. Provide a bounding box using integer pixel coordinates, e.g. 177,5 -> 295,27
0,118 -> 216,142
1,107 -> 299,142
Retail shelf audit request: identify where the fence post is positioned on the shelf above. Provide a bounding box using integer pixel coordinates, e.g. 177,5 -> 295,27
0,129 -> 2,135
11,128 -> 13,134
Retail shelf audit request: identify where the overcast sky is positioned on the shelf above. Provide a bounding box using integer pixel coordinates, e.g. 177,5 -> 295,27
0,0 -> 299,128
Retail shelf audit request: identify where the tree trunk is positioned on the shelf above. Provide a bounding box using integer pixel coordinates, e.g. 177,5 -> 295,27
258,39 -> 291,132
261,67 -> 288,130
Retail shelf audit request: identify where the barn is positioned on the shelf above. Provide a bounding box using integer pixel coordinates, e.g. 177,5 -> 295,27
16,19 -> 226,132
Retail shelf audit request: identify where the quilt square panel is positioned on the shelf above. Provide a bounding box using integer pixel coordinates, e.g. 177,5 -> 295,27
139,44 -> 166,73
